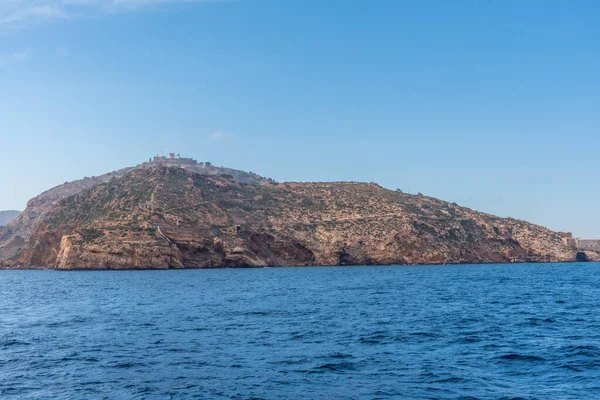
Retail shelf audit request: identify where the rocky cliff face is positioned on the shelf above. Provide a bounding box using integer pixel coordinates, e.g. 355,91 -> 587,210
1,166 -> 590,270
0,168 -> 134,261
0,160 -> 273,262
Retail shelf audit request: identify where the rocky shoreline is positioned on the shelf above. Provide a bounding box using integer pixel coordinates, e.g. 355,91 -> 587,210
2,258 -> 598,271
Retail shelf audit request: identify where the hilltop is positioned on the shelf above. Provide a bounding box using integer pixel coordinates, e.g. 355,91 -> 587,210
1,164 -> 590,270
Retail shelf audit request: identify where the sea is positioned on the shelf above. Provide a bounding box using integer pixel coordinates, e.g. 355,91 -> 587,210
1,263 -> 599,399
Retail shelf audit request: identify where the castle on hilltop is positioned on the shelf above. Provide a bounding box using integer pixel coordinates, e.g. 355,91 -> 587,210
148,153 -> 198,166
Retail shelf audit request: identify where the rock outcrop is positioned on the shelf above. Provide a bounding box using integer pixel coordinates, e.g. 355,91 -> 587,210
0,160 -> 272,262
1,165 -> 592,270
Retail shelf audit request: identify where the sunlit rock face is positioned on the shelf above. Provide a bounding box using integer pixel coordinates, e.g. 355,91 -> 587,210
0,159 -> 273,263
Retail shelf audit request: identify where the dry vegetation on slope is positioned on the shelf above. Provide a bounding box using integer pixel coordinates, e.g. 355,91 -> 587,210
0,161 -> 272,262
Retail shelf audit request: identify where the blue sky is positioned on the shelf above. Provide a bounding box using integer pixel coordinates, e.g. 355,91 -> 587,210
1,0 -> 599,237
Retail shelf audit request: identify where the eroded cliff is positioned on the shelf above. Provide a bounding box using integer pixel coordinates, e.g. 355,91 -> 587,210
0,160 -> 272,262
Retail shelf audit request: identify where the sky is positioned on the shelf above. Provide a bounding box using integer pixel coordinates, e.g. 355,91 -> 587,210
1,0 -> 599,237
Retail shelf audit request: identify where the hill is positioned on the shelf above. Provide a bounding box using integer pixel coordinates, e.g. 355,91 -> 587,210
1,166 -> 588,270
0,211 -> 20,227
0,167 -> 134,261
0,157 -> 272,261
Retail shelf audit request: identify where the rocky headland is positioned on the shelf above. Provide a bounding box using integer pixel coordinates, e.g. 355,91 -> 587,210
0,159 -> 593,270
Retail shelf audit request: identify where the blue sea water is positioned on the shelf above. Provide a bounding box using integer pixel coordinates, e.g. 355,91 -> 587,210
1,263 -> 600,399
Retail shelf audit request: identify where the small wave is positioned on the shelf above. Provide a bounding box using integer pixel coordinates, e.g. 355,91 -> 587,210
358,330 -> 390,344
453,336 -> 481,344
313,361 -> 356,372
325,353 -> 354,359
289,334 -> 305,340
497,353 -> 546,362
410,331 -> 438,338
359,336 -> 387,344
567,344 -> 599,352
524,317 -> 556,325
0,339 -> 31,347
46,316 -> 91,328
108,362 -> 146,369
562,344 -> 600,359
433,377 -> 466,383
268,358 -> 309,366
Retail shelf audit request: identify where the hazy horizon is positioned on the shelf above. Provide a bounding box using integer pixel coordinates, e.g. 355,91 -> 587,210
2,0 -> 599,237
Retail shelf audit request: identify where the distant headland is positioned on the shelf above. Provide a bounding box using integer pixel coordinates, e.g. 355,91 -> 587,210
0,155 -> 597,270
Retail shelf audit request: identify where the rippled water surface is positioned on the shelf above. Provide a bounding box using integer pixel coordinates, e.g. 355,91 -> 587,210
1,263 -> 600,399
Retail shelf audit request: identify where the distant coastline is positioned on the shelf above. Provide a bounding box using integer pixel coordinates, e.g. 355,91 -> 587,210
1,158 -> 596,270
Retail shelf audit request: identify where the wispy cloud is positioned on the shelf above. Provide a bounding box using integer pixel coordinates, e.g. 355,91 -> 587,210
0,0 -> 226,27
0,48 -> 32,67
209,130 -> 227,141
